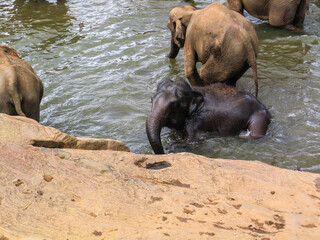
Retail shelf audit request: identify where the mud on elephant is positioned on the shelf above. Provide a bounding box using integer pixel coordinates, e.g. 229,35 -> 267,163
146,79 -> 271,154
227,0 -> 309,30
167,2 -> 259,96
0,45 -> 43,122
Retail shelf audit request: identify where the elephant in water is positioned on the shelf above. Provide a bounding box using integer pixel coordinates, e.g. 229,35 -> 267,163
226,0 -> 309,30
167,2 -> 259,97
146,79 -> 271,154
0,45 -> 43,122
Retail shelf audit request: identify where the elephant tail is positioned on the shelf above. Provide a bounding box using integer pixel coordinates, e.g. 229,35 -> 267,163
250,56 -> 258,98
246,43 -> 258,98
305,0 -> 309,14
239,25 -> 259,97
5,66 -> 26,117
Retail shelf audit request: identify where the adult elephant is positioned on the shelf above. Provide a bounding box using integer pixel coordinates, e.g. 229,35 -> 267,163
146,79 -> 271,154
226,0 -> 309,30
167,2 -> 259,97
0,45 -> 43,122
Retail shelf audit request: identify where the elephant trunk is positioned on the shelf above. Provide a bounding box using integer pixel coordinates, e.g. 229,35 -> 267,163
146,104 -> 169,154
167,33 -> 180,58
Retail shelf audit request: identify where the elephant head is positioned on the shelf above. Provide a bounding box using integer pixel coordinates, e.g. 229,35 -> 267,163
0,45 -> 20,58
167,5 -> 195,58
146,79 -> 203,154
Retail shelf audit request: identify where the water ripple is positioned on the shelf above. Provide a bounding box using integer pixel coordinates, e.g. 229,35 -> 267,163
0,0 -> 319,173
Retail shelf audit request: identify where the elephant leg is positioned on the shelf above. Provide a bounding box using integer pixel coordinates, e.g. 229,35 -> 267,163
225,64 -> 249,87
184,45 -> 204,86
29,105 -> 40,122
247,111 -> 270,140
269,2 -> 299,29
166,141 -> 188,152
166,132 -> 206,152
0,94 -> 20,116
293,0 -> 306,26
200,59 -> 218,85
22,100 -> 40,122
199,55 -> 231,85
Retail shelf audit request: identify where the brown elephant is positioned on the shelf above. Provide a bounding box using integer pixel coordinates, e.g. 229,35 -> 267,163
167,2 -> 259,97
226,0 -> 309,30
0,45 -> 43,122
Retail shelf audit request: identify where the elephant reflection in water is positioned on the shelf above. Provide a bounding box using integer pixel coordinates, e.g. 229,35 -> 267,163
11,0 -> 75,47
146,79 -> 271,154
14,0 -> 66,5
28,0 -> 66,2
12,0 -> 70,27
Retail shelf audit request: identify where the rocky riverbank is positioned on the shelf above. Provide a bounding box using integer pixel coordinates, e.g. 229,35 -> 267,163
0,114 -> 319,239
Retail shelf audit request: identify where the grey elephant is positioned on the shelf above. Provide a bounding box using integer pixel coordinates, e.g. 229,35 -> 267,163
146,79 -> 271,154
0,45 -> 43,122
167,2 -> 259,97
226,0 -> 309,30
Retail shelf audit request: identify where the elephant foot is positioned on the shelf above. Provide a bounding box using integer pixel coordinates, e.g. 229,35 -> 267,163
187,77 -> 205,87
239,130 -> 266,140
239,130 -> 251,139
165,141 -> 189,152
284,24 -> 305,33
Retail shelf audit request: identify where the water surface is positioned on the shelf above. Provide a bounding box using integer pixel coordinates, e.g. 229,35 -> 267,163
0,0 -> 319,172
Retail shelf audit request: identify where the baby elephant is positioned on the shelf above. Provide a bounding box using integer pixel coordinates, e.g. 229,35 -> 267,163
146,79 -> 271,154
0,45 -> 43,122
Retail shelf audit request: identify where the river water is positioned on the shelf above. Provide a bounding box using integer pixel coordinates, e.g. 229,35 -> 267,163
0,0 -> 319,173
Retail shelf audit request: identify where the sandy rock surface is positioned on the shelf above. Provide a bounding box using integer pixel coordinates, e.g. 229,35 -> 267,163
0,114 -> 129,151
0,114 -> 320,239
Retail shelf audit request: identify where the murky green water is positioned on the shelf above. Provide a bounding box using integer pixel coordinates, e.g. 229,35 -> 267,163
1,0 -> 319,172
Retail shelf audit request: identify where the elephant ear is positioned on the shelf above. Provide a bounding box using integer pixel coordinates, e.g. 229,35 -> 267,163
1,45 -> 20,58
188,90 -> 204,116
175,18 -> 184,41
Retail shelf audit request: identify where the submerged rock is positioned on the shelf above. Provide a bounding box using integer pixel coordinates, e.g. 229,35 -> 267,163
0,114 -> 319,239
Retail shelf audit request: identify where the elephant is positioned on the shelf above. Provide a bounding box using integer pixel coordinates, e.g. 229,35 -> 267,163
167,2 -> 259,97
226,0 -> 309,30
146,79 -> 271,154
0,45 -> 43,122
